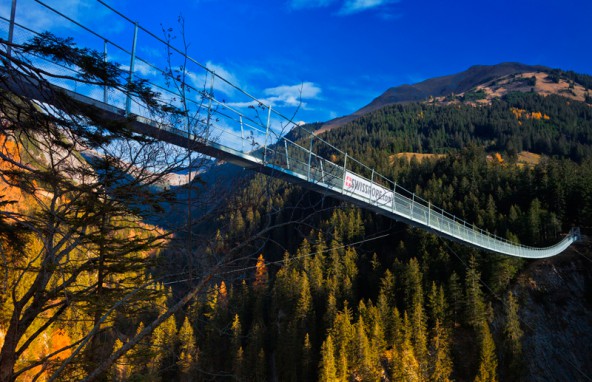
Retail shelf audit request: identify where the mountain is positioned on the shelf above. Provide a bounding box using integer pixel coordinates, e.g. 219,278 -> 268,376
319,62 -> 591,132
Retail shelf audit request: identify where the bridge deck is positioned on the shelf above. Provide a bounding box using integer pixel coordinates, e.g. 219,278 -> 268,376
0,2 -> 579,258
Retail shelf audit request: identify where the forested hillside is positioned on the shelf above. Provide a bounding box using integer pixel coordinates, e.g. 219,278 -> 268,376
1,32 -> 592,381
150,90 -> 592,381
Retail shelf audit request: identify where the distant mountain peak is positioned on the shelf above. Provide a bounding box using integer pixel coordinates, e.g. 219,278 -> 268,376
319,62 -> 591,132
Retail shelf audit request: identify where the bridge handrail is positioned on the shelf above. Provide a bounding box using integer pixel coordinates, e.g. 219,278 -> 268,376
0,0 -> 579,258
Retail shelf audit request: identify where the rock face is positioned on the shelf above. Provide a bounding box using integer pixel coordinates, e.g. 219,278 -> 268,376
513,241 -> 592,381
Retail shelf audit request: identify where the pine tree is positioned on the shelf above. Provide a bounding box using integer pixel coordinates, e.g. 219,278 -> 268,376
429,320 -> 453,382
319,335 -> 338,382
428,282 -> 447,327
475,321 -> 498,382
331,306 -> 355,377
353,316 -> 379,381
306,233 -> 326,297
295,272 -> 313,322
177,316 -> 197,378
324,291 -> 338,329
392,311 -> 423,381
302,333 -> 313,381
405,258 -> 428,374
404,258 -> 423,311
393,337 -> 422,382
234,347 -> 244,381
379,269 -> 396,308
151,314 -> 177,377
465,256 -> 487,329
447,272 -> 463,326
411,298 -> 428,378
231,314 -> 243,379
504,291 -> 523,377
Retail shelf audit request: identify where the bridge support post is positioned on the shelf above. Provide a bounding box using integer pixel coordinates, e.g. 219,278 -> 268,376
103,40 -> 108,104
7,0 -> 17,58
341,153 -> 348,193
264,105 -> 271,163
392,183 -> 397,212
307,134 -> 314,181
240,116 -> 244,152
371,169 -> 376,205
284,140 -> 290,169
126,22 -> 139,116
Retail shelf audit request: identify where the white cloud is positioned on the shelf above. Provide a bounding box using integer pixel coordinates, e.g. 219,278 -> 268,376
339,0 -> 398,15
263,82 -> 322,107
121,61 -> 159,77
225,82 -> 321,114
187,61 -> 241,97
265,82 -> 322,99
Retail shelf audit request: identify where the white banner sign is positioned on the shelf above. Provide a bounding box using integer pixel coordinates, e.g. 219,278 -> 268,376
344,171 -> 393,206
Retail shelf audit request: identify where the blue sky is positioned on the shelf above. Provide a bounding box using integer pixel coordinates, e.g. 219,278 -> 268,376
3,0 -> 591,124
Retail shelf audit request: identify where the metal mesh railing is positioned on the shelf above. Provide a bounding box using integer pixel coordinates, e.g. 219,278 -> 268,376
0,0 -> 579,258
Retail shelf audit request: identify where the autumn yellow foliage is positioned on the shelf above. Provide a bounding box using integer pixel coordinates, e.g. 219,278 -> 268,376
511,108 -> 550,121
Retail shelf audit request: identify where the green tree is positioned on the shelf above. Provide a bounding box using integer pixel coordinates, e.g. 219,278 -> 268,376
177,316 -> 197,378
465,256 -> 488,329
504,291 -> 523,377
150,314 -> 178,377
428,282 -> 447,327
353,316 -> 381,381
429,320 -> 453,382
231,314 -> 243,379
319,335 -> 338,382
302,333 -> 313,381
475,322 -> 498,382
392,320 -> 422,382
447,272 -> 463,326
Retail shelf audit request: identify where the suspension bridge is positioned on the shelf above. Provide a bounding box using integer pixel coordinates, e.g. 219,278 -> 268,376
0,0 -> 580,258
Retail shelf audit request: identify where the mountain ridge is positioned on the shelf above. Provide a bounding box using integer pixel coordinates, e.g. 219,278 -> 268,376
319,62 -> 589,132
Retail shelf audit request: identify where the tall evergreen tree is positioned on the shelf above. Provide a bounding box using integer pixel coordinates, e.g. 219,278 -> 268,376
177,316 -> 197,379
503,291 -> 524,377
429,320 -> 453,382
319,335 -> 338,382
475,322 -> 498,382
465,256 -> 488,329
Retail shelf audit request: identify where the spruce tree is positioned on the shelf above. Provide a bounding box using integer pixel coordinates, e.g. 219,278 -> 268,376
504,291 -> 524,377
465,256 -> 487,329
319,335 -> 338,382
429,320 -> 453,382
475,321 -> 498,382
177,316 -> 197,378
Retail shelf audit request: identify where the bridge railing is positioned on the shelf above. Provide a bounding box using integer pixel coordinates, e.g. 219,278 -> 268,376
0,0 -> 579,258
